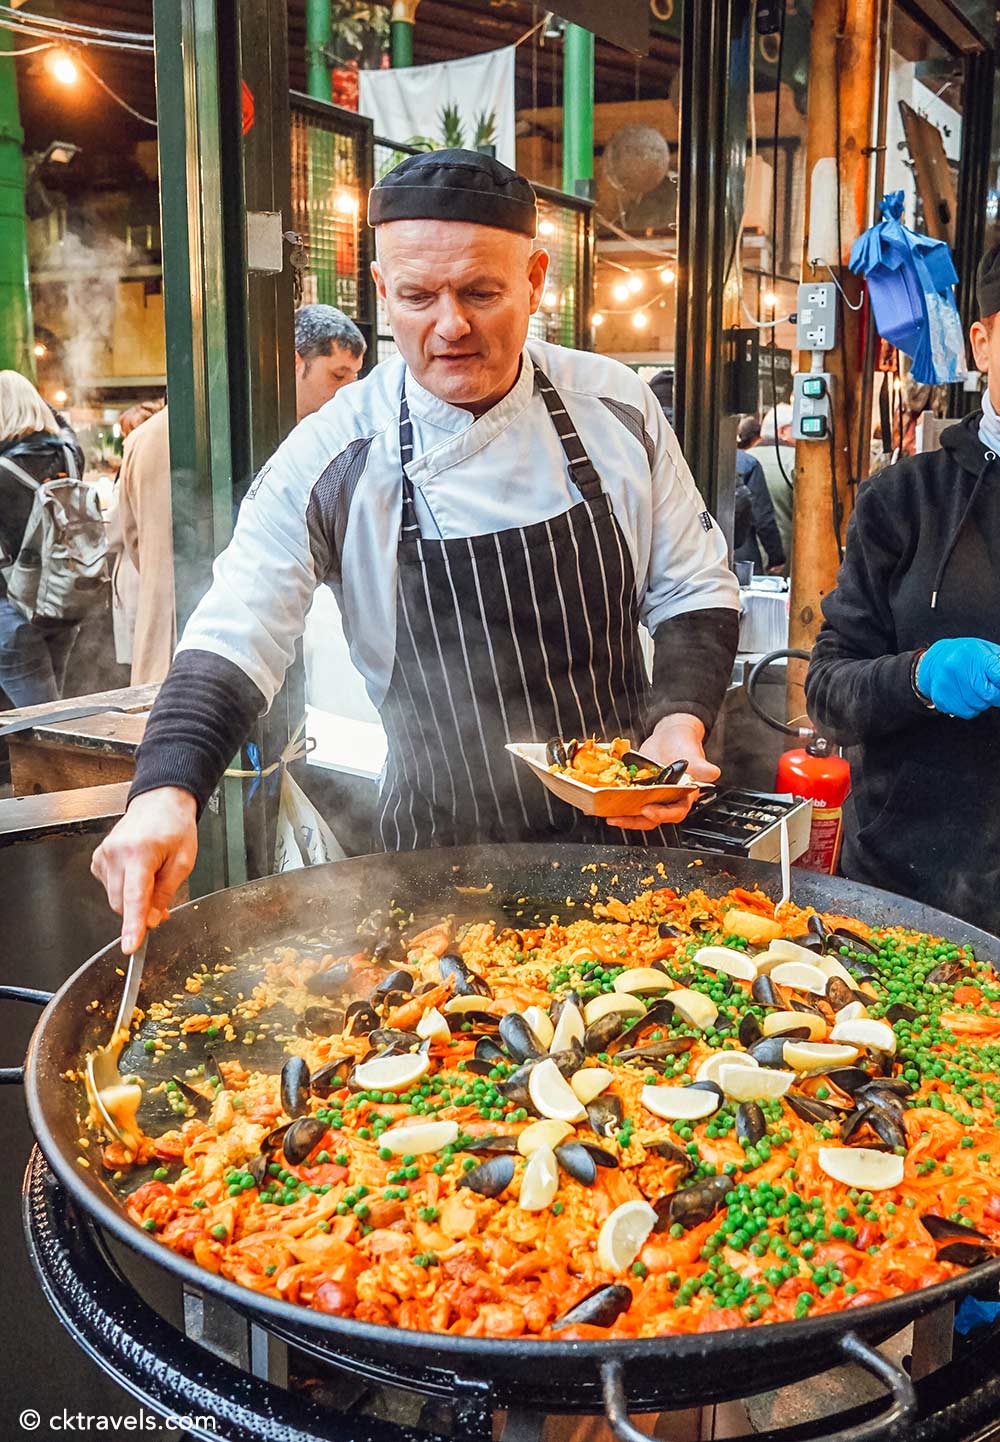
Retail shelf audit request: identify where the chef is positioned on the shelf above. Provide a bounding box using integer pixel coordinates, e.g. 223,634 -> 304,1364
92,150 -> 740,952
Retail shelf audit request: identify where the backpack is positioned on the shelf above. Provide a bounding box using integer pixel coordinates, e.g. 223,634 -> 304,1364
0,443 -> 108,622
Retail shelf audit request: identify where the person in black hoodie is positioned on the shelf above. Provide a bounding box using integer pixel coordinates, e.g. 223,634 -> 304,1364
805,242 -> 1000,934
0,370 -> 86,706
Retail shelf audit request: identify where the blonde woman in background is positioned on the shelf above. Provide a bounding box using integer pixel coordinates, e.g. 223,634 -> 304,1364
0,370 -> 84,705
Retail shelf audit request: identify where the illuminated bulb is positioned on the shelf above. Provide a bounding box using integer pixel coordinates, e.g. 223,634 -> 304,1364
112,423 -> 122,439
659,266 -> 676,285
592,312 -> 604,327
612,282 -> 630,303
631,312 -> 649,331
762,289 -> 778,309
542,290 -> 559,310
49,51 -> 79,87
334,191 -> 359,215
626,274 -> 643,294
538,219 -> 556,237
54,389 -> 68,405
33,343 -> 46,359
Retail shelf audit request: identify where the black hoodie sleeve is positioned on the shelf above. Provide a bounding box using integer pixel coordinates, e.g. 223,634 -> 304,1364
805,481 -> 929,745
650,606 -> 740,736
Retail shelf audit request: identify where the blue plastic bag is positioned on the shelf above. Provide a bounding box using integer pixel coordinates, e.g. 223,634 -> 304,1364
849,191 -> 967,385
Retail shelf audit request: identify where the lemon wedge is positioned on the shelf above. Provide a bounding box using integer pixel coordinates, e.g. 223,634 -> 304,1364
551,1000 -> 585,1054
613,967 -> 674,995
523,1005 -> 555,1050
767,938 -> 823,965
528,1057 -> 588,1122
443,994 -> 498,1015
570,1067 -> 613,1104
837,1000 -> 869,1021
415,1006 -> 450,1043
717,1064 -> 793,1101
816,954 -> 857,987
692,946 -> 758,982
519,1145 -> 560,1211
380,1120 -> 459,1156
353,1051 -> 430,1092
696,1050 -> 758,1085
721,910 -> 783,945
583,992 -> 646,1026
767,961 -> 829,995
517,1119 -> 574,1156
667,988 -> 718,1030
782,1040 -> 860,1073
829,1018 -> 896,1054
640,1084 -> 721,1121
597,1200 -> 658,1273
761,1010 -> 828,1042
818,1146 -> 904,1191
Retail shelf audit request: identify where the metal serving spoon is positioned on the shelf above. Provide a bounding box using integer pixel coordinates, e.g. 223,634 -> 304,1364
84,936 -> 147,1148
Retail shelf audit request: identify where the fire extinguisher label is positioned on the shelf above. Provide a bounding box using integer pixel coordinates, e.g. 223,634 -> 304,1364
799,805 -> 843,875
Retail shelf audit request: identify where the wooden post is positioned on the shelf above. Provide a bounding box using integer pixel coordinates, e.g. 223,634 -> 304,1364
787,0 -> 879,718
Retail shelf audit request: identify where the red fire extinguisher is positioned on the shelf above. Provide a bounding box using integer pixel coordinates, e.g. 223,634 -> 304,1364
746,649 -> 851,875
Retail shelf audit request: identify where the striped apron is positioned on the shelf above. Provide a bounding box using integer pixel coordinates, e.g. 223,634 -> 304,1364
375,367 -> 669,851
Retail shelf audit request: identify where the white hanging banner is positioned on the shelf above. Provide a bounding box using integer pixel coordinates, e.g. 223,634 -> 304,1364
359,48 -> 516,170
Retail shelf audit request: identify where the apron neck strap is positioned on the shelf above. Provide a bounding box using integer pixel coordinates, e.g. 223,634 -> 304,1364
532,366 -> 603,501
398,382 -> 421,538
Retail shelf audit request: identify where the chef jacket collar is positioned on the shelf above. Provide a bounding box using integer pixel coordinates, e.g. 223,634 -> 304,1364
403,349 -> 536,484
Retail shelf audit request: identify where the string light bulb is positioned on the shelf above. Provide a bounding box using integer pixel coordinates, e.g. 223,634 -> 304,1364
659,266 -> 676,285
612,281 -> 630,303
538,219 -> 556,237
334,191 -> 359,215
626,274 -> 643,294
48,50 -> 80,87
762,289 -> 778,310
54,389 -> 68,405
542,289 -> 559,310
33,343 -> 46,359
592,312 -> 604,327
631,312 -> 649,331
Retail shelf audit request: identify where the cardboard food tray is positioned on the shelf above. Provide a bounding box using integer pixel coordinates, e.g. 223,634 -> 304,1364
506,742 -> 698,818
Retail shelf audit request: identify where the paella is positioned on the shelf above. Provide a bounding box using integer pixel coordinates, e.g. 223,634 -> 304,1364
99,875 -> 1000,1339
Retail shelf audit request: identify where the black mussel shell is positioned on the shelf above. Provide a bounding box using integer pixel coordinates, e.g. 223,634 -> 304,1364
247,1153 -> 270,1187
555,1141 -> 598,1186
751,975 -> 780,1008
369,1027 -> 422,1051
280,1056 -> 311,1118
459,1135 -> 520,1154
825,1067 -> 876,1096
937,1242 -> 994,1267
632,756 -> 687,787
825,977 -> 855,1012
614,999 -> 677,1051
584,1010 -> 629,1055
282,1116 -> 327,1166
656,1174 -> 735,1232
447,1010 -> 500,1033
458,1154 -> 515,1198
646,1138 -> 694,1175
310,1057 -> 351,1097
687,1080 -> 724,1100
549,1042 -> 586,1077
496,927 -> 524,947
465,1058 -> 498,1076
808,914 -> 829,946
788,931 -> 824,954
374,969 -> 414,999
926,959 -> 970,988
921,1214 -> 991,1244
885,1002 -> 918,1023
170,1077 -> 212,1116
261,1122 -> 291,1155
790,999 -> 823,1016
496,1060 -> 539,1106
499,1012 -> 548,1063
865,1104 -> 907,1151
439,952 -> 492,998
839,1104 -> 873,1144
738,1012 -> 763,1049
858,1083 -> 904,1117
735,1102 -> 766,1145
587,1093 -> 623,1138
306,961 -> 355,997
860,1077 -> 913,1099
545,736 -> 569,768
378,990 -> 411,1012
847,960 -> 881,983
831,927 -> 881,959
474,1036 -> 507,1065
551,1283 -> 632,1332
749,1034 -> 808,1068
617,1040 -> 695,1064
689,914 -> 714,933
786,1092 -> 844,1125
658,923 -> 685,939
579,1143 -> 618,1168
372,935 -> 407,966
550,989 -> 582,1023
344,1000 -> 378,1036
300,1005 -> 345,1037
204,1052 -> 223,1086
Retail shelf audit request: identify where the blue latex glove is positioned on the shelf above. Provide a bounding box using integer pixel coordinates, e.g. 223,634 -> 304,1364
916,638 -> 1000,718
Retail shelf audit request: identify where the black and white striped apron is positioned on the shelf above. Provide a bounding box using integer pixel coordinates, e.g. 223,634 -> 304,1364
375,367 -> 668,850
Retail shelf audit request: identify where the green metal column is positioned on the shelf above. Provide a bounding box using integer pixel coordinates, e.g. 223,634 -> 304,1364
305,0 -> 332,102
0,28 -> 35,376
390,0 -> 418,66
562,23 -> 594,197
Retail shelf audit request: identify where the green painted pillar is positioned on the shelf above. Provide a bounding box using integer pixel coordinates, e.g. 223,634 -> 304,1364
305,0 -> 332,102
562,23 -> 594,197
0,28 -> 35,377
390,0 -> 418,67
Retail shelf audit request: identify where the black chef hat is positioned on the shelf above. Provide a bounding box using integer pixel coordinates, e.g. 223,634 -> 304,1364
977,240 -> 1000,319
368,149 -> 537,238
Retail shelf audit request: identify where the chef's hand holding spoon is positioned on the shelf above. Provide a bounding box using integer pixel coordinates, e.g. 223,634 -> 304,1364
91,787 -> 199,954
604,713 -> 719,831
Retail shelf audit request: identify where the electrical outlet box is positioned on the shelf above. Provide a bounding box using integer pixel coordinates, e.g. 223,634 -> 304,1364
796,281 -> 837,353
792,371 -> 833,440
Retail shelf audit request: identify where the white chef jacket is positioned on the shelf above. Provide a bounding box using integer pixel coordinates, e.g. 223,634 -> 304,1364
178,338 -> 739,712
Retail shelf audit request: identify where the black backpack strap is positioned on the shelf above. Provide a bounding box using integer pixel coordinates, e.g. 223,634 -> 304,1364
0,454 -> 40,493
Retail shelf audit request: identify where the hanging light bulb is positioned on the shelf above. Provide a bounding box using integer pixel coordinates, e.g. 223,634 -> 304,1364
631,312 -> 649,330
542,289 -> 559,310
626,274 -> 643,294
48,50 -> 80,87
659,265 -> 676,285
612,281 -> 630,303
54,389 -> 68,405
592,312 -> 604,327
762,289 -> 778,310
334,190 -> 359,215
538,219 -> 556,238
33,342 -> 46,359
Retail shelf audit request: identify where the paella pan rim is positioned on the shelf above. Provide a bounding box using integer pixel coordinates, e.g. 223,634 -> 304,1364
21,843 -> 1000,1383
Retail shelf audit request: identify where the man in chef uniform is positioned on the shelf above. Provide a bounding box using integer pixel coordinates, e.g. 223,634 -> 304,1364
92,150 -> 741,952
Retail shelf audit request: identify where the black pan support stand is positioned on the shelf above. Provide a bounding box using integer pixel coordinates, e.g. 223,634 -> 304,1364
23,1146 -> 943,1442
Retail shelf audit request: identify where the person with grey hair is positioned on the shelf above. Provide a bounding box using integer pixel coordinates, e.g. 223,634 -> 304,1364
294,303 -> 366,422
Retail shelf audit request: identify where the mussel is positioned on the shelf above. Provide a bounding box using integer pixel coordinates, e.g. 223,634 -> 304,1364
372,934 -> 407,966
281,1115 -> 327,1166
280,1056 -> 311,1118
584,1010 -> 628,1055
247,1153 -> 270,1187
458,1135 -> 520,1154
306,960 -> 355,997
169,1077 -> 212,1117
865,1103 -> 907,1151
788,931 -> 824,954
616,1040 -> 694,1065
823,1067 -> 874,1096
587,1093 -> 623,1138
825,977 -> 855,1012
738,1012 -> 763,1049
299,1005 -> 345,1037
654,1175 -> 734,1232
839,1104 -> 873,1144
551,1283 -> 632,1332
831,928 -> 881,959
374,969 -> 414,1000
474,1036 -> 507,1066
926,958 -> 970,988
936,1242 -> 994,1267
658,923 -> 685,939
646,1137 -> 694,1176
808,914 -> 829,947
749,1034 -> 808,1068
545,736 -> 571,768
344,999 -> 379,1036
620,754 -> 687,787
860,1076 -> 912,1099
613,999 -> 677,1051
497,1060 -> 539,1106
885,1002 -> 917,1024
439,952 -> 492,998
786,1092 -> 844,1125
367,1027 -> 422,1052
204,1052 -> 223,1086
447,1009 -> 499,1033
751,975 -> 780,1009
550,989 -> 582,1023
499,1012 -> 548,1064
549,1042 -> 586,1077
458,1154 -> 515,1197
921,1214 -> 992,1244
554,1142 -> 598,1186
310,1057 -> 351,1097
735,1102 -> 766,1145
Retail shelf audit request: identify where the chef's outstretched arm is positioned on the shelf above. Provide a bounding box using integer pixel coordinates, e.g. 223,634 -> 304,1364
605,406 -> 740,832
92,421 -> 333,952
